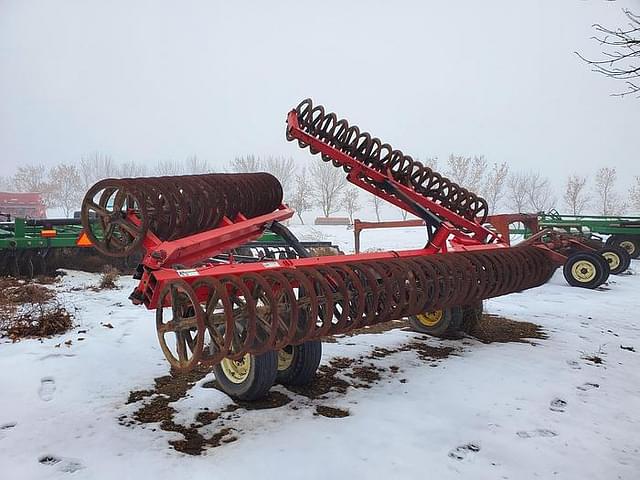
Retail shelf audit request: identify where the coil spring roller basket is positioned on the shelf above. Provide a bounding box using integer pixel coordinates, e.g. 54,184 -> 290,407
81,101 -> 561,401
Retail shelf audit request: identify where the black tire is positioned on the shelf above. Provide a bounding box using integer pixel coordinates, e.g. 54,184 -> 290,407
276,341 -> 322,386
212,351 -> 278,401
599,246 -> 631,275
593,251 -> 611,285
607,235 -> 640,259
563,252 -> 609,289
408,306 -> 464,338
461,301 -> 483,333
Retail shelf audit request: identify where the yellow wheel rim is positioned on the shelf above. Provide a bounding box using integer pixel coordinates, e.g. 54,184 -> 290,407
415,310 -> 444,327
220,354 -> 251,384
277,346 -> 294,371
571,260 -> 597,283
602,252 -> 620,270
620,240 -> 635,255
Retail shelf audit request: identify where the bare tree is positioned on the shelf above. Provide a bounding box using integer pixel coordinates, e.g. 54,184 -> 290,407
522,172 -> 556,212
482,162 -> 509,214
12,164 -> 55,208
415,156 -> 439,171
341,187 -> 361,224
309,161 -> 346,217
79,152 -> 117,187
577,9 -> 640,97
185,155 -> 210,174
506,172 -> 529,213
118,160 -> 147,178
229,155 -> 263,173
13,164 -> 48,192
0,176 -> 13,192
563,174 -> 591,215
49,164 -> 83,216
446,154 -> 487,192
155,159 -> 184,175
630,176 -> 640,212
263,156 -> 296,195
594,167 -> 626,215
370,195 -> 383,222
288,167 -> 312,224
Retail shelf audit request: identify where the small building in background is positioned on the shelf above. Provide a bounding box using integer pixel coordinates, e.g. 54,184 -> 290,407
0,192 -> 47,219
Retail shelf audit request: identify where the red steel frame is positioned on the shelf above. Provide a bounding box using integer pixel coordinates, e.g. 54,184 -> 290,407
129,110 -> 539,310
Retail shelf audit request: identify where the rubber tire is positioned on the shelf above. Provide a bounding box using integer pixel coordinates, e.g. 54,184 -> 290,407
607,235 -> 640,259
593,252 -> 611,285
213,351 -> 278,401
408,306 -> 464,338
563,252 -> 608,289
599,246 -> 631,275
461,301 -> 483,333
276,341 -> 322,386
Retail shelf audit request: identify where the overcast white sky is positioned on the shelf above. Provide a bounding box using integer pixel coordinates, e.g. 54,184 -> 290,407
0,0 -> 638,188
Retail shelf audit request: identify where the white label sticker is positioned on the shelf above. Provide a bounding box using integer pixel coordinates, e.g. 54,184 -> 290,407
176,269 -> 200,277
262,261 -> 280,268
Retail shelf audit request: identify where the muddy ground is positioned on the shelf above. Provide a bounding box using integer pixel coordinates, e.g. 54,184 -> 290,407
123,314 -> 546,455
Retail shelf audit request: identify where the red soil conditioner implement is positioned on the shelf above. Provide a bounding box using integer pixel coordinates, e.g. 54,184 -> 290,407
81,100 -> 564,400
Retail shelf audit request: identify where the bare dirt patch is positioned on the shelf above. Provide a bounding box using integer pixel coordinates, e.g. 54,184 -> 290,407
323,319 -> 408,343
466,314 -> 546,344
315,405 -> 350,418
0,277 -> 72,341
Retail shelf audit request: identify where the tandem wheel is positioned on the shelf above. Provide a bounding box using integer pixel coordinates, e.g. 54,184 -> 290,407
563,251 -> 610,289
408,307 -> 464,338
212,341 -> 322,400
598,246 -> 631,275
276,340 -> 322,386
606,235 -> 640,259
213,351 -> 278,401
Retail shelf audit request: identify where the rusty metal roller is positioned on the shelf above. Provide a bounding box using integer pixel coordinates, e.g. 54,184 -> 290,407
80,173 -> 283,257
287,98 -> 489,223
155,245 -> 555,372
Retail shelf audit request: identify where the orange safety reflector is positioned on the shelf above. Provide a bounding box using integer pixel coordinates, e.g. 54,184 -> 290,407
76,231 -> 93,247
40,229 -> 57,238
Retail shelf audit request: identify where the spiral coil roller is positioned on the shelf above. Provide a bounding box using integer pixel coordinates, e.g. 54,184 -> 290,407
157,245 -> 554,371
80,173 -> 283,257
288,98 -> 489,223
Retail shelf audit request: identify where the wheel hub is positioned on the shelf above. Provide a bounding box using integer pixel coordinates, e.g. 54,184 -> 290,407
571,260 -> 597,283
220,354 -> 251,383
277,346 -> 294,371
620,240 -> 635,255
602,252 -> 620,270
415,310 -> 444,327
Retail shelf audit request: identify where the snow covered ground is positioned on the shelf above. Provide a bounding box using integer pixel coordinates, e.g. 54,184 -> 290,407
1,226 -> 639,480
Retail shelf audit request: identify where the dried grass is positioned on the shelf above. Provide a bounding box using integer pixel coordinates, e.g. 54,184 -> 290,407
98,266 -> 120,289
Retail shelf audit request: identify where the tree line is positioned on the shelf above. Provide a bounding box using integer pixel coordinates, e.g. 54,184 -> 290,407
0,152 -> 639,220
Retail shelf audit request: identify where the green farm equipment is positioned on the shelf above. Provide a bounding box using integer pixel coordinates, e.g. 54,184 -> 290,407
536,210 -> 640,259
488,211 -> 634,288
1,213 -> 341,277
0,216 -> 92,277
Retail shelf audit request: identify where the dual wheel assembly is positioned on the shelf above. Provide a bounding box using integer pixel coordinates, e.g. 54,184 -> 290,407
408,302 -> 483,338
562,246 -> 631,289
213,341 -> 322,401
213,305 -> 481,400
